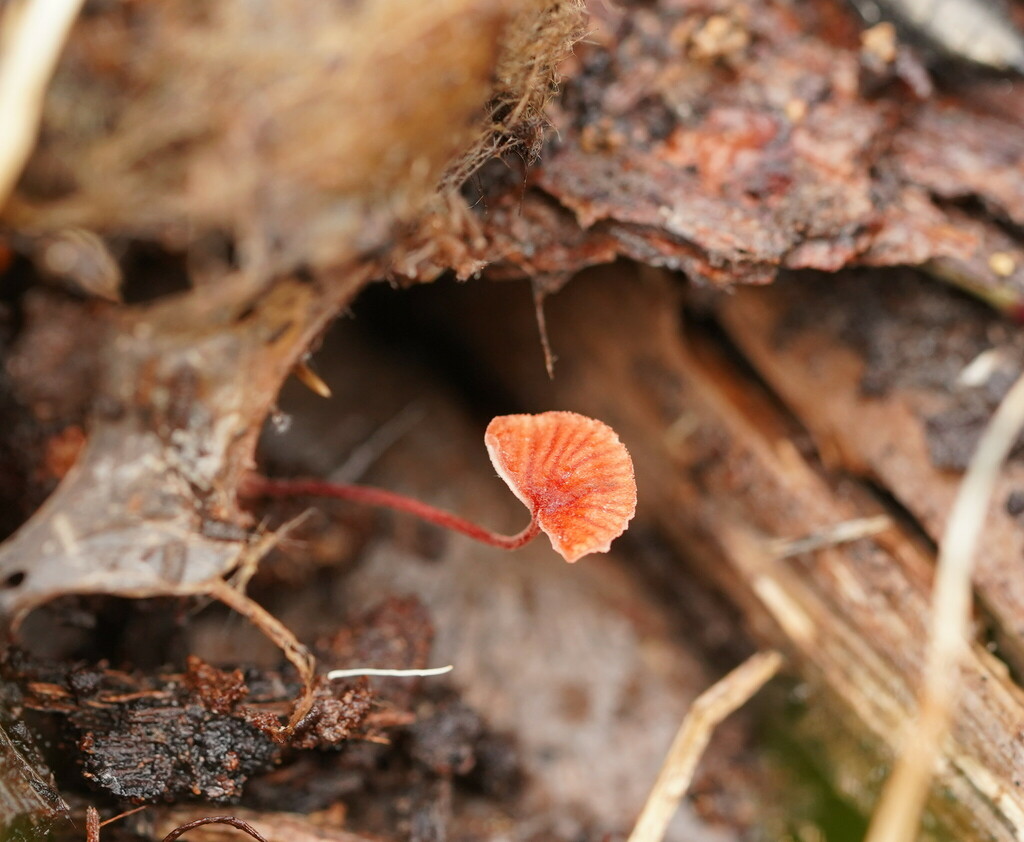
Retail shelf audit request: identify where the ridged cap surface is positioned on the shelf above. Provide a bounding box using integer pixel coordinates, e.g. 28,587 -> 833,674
485,411 -> 637,562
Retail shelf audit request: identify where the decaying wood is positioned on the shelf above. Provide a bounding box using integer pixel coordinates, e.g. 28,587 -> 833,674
5,653 -> 367,801
435,269 -> 1024,839
867,370 -> 1024,842
0,595 -> 442,805
1,0 -> 1023,835
0,716 -> 68,840
425,0 -> 1024,312
717,274 -> 1024,674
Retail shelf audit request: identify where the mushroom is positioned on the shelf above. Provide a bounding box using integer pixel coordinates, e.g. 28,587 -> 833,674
245,411 -> 636,562
485,411 -> 636,562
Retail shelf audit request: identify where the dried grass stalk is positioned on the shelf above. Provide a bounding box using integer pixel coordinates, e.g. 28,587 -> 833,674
0,0 -> 85,206
865,371 -> 1024,842
627,650 -> 783,842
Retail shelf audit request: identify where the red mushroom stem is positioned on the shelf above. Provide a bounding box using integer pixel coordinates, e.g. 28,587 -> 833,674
241,473 -> 542,550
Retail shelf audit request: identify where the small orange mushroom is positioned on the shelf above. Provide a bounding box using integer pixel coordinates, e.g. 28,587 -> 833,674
485,412 -> 636,562
244,411 -> 636,562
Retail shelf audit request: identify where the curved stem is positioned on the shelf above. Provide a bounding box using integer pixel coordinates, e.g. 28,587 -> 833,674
205,577 -> 315,737
162,817 -> 269,842
243,474 -> 541,551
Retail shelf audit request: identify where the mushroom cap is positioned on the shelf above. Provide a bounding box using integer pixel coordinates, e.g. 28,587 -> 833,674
485,411 -> 637,563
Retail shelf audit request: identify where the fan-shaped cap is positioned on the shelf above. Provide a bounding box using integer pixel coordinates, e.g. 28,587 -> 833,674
485,411 -> 637,563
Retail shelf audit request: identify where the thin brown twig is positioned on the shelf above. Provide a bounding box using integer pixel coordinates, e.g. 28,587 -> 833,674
865,370 -> 1024,842
204,578 -> 316,736
229,510 -> 314,595
85,804 -> 148,842
161,817 -> 270,842
627,650 -> 784,842
99,805 -> 147,827
532,281 -> 557,379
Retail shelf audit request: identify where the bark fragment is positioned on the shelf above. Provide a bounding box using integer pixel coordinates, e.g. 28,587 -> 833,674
0,715 -> 69,840
2,592 -> 439,804
407,0 -> 1024,308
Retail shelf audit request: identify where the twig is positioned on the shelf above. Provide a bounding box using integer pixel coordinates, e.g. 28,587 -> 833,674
532,281 -> 557,380
291,358 -> 332,398
865,370 -> 1024,842
766,514 -> 892,560
0,0 -> 86,207
99,806 -> 146,827
627,650 -> 783,842
327,665 -> 453,679
85,805 -> 148,842
162,817 -> 269,842
230,510 -> 314,594
88,807 -> 269,842
85,806 -> 99,842
204,578 -> 316,737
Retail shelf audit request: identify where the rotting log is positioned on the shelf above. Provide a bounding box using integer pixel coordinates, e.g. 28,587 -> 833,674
716,272 -> 1024,674
435,267 -> 1024,839
1,0 -> 1023,833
